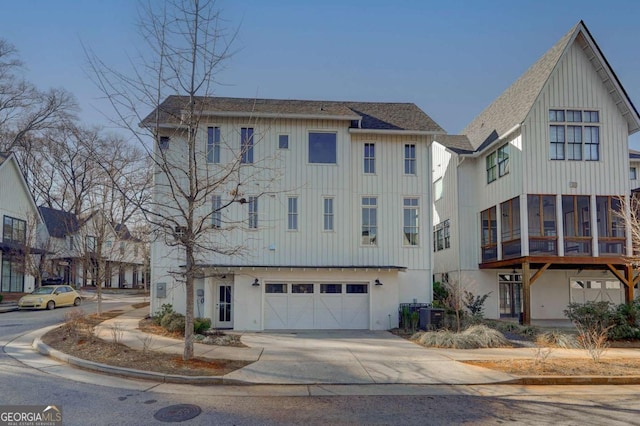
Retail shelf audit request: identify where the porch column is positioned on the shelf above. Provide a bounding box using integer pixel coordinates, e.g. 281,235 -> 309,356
625,264 -> 634,303
522,261 -> 531,325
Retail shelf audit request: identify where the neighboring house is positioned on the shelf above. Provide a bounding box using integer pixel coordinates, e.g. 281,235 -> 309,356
432,21 -> 640,324
39,207 -> 146,289
0,152 -> 47,293
149,96 -> 445,330
630,149 -> 640,190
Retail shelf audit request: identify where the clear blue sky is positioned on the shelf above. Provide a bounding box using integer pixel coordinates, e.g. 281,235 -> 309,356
1,0 -> 639,147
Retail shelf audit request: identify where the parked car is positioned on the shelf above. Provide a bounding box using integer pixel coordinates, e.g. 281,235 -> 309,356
18,285 -> 82,310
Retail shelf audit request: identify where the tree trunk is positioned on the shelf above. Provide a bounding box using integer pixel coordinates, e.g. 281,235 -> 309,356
183,245 -> 195,360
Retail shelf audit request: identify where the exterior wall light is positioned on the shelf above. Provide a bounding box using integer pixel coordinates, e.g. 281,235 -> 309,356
375,279 -> 383,286
252,278 -> 260,287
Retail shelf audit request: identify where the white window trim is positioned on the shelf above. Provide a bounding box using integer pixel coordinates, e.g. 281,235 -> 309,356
307,130 -> 338,165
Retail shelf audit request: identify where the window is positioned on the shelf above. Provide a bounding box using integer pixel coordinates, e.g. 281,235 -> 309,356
278,134 -> 289,150
361,197 -> 377,245
68,236 -> 74,250
248,196 -> 258,229
497,144 -> 509,177
434,178 -> 443,201
364,143 -> 375,174
320,283 -> 342,293
207,127 -> 221,163
323,198 -> 334,231
241,127 -> 254,164
212,195 -> 222,228
86,236 -> 97,252
3,216 -> 26,244
292,283 -> 313,293
403,198 -> 419,246
631,167 -> 637,180
549,109 -> 599,161
288,197 -> 298,230
527,195 -> 557,255
309,132 -> 337,164
266,283 -> 287,293
1,255 -> 23,292
486,151 -> 497,183
119,242 -> 125,256
596,196 -> 625,255
562,195 -> 591,255
404,144 -> 416,174
346,284 -> 368,294
481,207 -> 497,262
433,220 -> 450,252
158,136 -> 170,151
500,197 -> 521,259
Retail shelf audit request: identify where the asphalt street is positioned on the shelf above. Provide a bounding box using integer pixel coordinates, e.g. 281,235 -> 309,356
2,295 -> 640,425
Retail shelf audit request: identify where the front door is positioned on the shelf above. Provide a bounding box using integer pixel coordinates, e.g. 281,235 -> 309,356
214,283 -> 233,328
499,273 -> 522,318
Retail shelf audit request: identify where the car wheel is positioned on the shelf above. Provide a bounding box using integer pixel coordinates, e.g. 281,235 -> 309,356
73,298 -> 81,306
46,300 -> 55,310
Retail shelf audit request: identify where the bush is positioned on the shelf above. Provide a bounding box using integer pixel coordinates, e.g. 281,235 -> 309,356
535,330 -> 578,348
152,304 -> 174,325
463,290 -> 491,318
432,281 -> 448,309
160,312 -> 185,334
609,299 -> 640,340
413,324 -> 510,349
194,317 -> 211,334
564,301 -> 613,332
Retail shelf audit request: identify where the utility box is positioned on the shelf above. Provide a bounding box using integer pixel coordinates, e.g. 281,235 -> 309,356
156,282 -> 167,298
419,308 -> 444,330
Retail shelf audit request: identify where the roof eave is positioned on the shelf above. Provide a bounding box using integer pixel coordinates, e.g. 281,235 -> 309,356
349,128 -> 444,136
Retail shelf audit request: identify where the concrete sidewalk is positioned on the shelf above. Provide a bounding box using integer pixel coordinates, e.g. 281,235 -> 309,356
13,307 -> 640,386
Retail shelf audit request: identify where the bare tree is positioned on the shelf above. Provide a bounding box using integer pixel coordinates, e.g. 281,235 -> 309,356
20,212 -> 57,289
84,0 -> 286,360
0,39 -> 77,152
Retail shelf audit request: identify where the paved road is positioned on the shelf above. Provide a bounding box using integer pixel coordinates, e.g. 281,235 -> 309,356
2,295 -> 640,425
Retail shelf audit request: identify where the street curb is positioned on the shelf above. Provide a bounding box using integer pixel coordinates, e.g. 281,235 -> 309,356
33,336 -> 252,386
506,376 -> 640,385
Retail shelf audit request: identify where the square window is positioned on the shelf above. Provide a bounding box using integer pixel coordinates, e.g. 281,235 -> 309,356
309,132 -> 337,164
158,136 -> 170,151
278,134 -> 289,149
549,110 -> 565,122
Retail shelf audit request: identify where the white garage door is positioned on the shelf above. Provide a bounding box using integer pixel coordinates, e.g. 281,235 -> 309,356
570,279 -> 625,304
264,283 -> 369,329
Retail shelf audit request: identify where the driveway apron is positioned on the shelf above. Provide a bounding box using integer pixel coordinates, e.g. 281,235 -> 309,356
226,331 -> 514,385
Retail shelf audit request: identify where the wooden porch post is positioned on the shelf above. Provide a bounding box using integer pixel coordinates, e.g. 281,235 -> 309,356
522,262 -> 531,325
625,264 -> 634,303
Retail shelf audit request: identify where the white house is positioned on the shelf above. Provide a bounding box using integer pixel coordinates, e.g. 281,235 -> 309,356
0,152 -> 46,293
432,21 -> 640,324
149,97 -> 445,330
39,207 -> 146,289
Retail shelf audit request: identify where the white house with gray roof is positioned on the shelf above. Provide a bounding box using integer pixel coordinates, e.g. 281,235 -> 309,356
432,21 -> 640,324
149,96 -> 445,330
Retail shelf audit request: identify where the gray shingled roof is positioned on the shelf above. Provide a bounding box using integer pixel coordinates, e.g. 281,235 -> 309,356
142,96 -> 445,133
462,21 -> 640,152
462,23 -> 580,150
433,135 -> 474,154
38,207 -> 79,238
0,152 -> 10,166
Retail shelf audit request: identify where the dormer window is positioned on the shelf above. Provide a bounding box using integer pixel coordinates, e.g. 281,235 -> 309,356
549,109 -> 600,161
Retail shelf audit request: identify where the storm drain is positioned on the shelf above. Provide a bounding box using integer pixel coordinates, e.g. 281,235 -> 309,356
154,404 -> 202,422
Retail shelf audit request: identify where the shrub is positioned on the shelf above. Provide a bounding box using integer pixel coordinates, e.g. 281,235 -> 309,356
535,330 -> 578,349
194,317 -> 211,334
432,281 -> 448,308
413,325 -> 510,349
564,301 -> 612,362
160,312 -> 185,334
609,299 -> 640,340
463,325 -> 511,348
463,290 -> 491,318
152,304 -> 174,325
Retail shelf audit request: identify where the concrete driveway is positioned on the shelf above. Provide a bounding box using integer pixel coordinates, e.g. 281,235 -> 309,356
225,330 -> 515,385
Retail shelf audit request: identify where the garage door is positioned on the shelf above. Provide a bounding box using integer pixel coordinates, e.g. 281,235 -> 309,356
264,283 -> 369,329
570,279 -> 624,304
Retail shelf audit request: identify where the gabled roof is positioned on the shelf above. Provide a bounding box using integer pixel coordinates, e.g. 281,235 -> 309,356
38,207 -> 79,238
142,96 -> 445,133
462,21 -> 640,152
434,134 -> 474,154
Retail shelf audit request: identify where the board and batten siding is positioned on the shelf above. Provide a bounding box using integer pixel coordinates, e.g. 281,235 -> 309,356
523,41 -> 630,197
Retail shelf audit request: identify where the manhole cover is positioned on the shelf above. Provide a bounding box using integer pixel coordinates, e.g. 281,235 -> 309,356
154,404 -> 201,422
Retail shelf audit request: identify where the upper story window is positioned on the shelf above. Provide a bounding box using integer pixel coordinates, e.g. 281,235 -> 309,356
433,219 -> 450,251
212,195 -> 222,228
403,198 -> 419,246
562,195 -> 591,255
404,144 -> 416,175
241,127 -> 254,164
3,216 -> 26,245
278,134 -> 289,150
86,235 -> 97,253
287,197 -> 298,231
309,132 -> 337,164
207,127 -> 221,163
68,235 -> 74,250
361,197 -> 377,246
486,143 -> 509,184
549,109 -> 600,161
631,167 -> 637,180
596,196 -> 625,255
364,143 -> 375,174
323,197 -> 334,231
119,242 -> 125,255
248,196 -> 258,229
480,207 -> 497,262
158,136 -> 170,151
